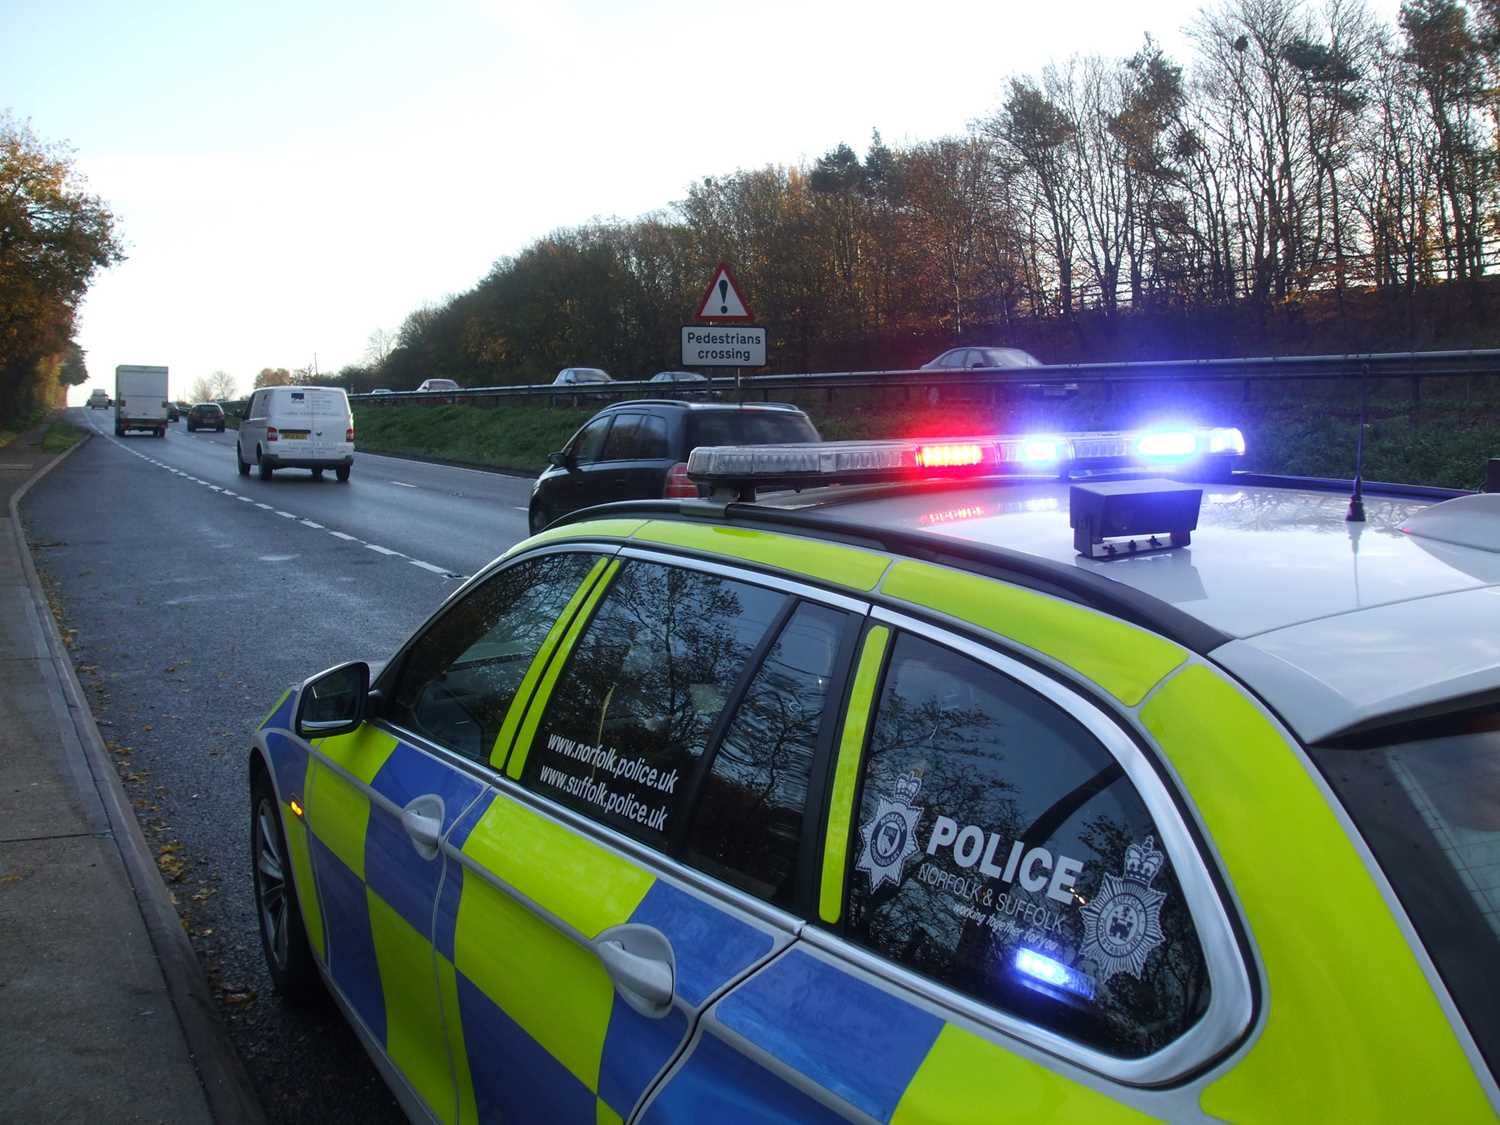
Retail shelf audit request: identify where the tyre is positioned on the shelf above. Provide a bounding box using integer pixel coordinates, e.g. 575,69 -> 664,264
217,424 -> 225,432
335,464 -> 351,482
114,426 -> 123,436
186,424 -> 194,433
260,458 -> 274,481
312,467 -> 323,479
237,446 -> 250,476
250,771 -> 319,1000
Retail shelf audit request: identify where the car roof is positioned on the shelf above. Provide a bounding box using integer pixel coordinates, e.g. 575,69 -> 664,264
554,476 -> 1500,744
597,399 -> 807,414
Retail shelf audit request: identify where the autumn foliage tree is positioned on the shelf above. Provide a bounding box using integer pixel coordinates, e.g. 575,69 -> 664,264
0,113 -> 122,422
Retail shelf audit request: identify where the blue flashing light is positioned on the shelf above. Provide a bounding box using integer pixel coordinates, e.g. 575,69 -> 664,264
1013,948 -> 1095,1000
1135,430 -> 1199,459
1208,427 -> 1246,455
1019,436 -> 1063,464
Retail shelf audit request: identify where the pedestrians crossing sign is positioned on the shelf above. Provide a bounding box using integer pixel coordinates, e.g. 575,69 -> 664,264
695,263 -> 754,321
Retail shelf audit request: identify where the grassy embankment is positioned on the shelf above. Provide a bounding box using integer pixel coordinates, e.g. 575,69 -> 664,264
0,410 -> 88,452
351,379 -> 1500,490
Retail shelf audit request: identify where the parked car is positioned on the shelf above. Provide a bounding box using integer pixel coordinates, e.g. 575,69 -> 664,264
248,427 -> 1500,1123
648,370 -> 716,398
236,385 -> 354,481
86,389 -> 110,409
185,402 -> 226,432
920,346 -> 1078,400
529,399 -> 818,533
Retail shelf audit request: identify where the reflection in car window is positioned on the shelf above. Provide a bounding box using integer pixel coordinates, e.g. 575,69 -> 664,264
687,412 -> 817,447
1311,709 -> 1500,1079
844,633 -> 1210,1058
572,417 -> 612,463
638,414 -> 669,459
686,602 -> 848,905
387,553 -> 600,762
524,561 -> 786,847
600,414 -> 642,460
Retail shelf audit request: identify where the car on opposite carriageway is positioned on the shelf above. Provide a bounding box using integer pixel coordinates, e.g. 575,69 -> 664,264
246,422 -> 1500,1122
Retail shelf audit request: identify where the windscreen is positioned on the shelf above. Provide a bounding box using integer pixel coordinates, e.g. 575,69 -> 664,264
1310,706 -> 1500,1081
687,410 -> 818,448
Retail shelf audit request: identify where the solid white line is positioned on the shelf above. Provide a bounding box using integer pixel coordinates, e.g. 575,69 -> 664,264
300,519 -> 323,529
365,543 -> 403,557
328,531 -> 359,541
389,481 -> 417,489
274,510 -> 296,519
409,559 -> 448,575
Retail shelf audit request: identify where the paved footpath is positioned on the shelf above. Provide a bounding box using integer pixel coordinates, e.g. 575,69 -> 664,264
0,418 -> 263,1124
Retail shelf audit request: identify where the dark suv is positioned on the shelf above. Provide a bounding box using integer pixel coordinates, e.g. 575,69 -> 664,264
185,402 -> 226,432
528,399 -> 819,533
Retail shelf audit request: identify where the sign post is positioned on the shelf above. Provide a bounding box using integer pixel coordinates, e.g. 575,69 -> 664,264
684,262 -> 767,400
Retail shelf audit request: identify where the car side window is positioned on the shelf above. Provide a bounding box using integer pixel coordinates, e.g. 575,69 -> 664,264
938,350 -> 965,369
572,417 -> 612,464
637,414 -> 669,459
684,601 -> 849,905
522,560 -> 786,848
600,413 -> 642,461
842,632 -> 1211,1058
386,553 -> 601,762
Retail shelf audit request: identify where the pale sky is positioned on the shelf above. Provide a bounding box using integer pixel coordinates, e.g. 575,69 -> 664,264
5,0 -> 1400,403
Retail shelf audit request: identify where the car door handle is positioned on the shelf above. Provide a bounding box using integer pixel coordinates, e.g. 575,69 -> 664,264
400,794 -> 445,860
594,923 -> 675,1017
597,941 -> 672,1009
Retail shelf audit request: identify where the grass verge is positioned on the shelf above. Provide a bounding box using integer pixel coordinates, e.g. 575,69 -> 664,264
41,420 -> 88,454
0,408 -> 48,449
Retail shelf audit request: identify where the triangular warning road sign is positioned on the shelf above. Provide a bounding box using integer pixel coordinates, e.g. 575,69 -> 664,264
695,263 -> 754,321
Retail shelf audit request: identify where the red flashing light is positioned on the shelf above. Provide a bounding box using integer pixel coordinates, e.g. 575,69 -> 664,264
915,443 -> 984,469
663,462 -> 698,498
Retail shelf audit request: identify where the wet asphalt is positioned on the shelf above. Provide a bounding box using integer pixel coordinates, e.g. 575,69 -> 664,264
22,411 -> 533,1123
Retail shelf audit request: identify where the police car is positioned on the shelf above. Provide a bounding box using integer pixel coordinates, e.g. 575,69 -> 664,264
248,426 -> 1500,1123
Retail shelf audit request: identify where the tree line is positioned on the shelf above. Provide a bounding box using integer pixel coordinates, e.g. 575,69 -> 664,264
331,0 -> 1500,394
0,113 -> 121,423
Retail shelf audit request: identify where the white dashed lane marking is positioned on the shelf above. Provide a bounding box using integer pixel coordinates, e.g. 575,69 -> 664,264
84,424 -> 463,579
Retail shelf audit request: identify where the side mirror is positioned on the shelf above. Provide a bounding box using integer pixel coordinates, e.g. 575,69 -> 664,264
547,450 -> 573,470
295,661 -> 370,739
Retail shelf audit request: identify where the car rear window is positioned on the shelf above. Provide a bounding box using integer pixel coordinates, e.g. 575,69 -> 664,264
1311,708 -> 1500,1082
687,411 -> 818,448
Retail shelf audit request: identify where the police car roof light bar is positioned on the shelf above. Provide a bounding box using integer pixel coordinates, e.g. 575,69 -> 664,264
685,427 -> 1245,500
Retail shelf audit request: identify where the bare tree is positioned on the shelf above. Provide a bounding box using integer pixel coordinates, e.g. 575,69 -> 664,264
364,327 -> 396,367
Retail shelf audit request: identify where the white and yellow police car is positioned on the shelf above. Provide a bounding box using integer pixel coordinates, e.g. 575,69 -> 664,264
248,427 -> 1500,1123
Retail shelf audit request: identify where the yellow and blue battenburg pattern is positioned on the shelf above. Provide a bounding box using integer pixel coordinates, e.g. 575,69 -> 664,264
255,522 -> 1496,1124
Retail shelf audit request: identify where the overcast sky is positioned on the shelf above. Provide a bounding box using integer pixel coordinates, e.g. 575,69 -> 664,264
7,0 -> 1400,402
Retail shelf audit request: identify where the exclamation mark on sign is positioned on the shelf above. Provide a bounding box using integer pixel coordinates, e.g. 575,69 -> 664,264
718,279 -> 729,314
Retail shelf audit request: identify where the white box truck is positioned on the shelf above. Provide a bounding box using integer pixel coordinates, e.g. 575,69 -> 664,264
115,365 -> 170,437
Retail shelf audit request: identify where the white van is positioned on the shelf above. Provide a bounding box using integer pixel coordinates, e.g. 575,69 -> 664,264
236,386 -> 354,481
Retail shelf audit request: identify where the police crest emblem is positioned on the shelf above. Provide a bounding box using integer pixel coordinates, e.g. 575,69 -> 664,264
855,771 -> 924,891
1080,835 -> 1168,981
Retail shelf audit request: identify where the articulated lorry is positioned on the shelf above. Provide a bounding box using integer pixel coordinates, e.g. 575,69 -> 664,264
114,365 -> 170,437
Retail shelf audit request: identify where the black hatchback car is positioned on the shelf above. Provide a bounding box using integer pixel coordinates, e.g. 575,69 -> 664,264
528,399 -> 819,532
185,402 -> 226,432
